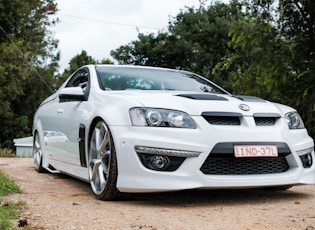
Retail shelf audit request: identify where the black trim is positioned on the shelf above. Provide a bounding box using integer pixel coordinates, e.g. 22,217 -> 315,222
79,124 -> 87,167
176,94 -> 228,101
59,93 -> 86,102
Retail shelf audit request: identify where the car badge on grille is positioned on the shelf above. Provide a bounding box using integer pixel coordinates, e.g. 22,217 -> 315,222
239,104 -> 250,111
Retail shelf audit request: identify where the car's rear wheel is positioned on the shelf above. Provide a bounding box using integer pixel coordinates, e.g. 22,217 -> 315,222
88,120 -> 124,200
33,132 -> 45,173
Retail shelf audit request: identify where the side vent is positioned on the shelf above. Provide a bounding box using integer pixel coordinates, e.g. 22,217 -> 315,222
79,124 -> 87,167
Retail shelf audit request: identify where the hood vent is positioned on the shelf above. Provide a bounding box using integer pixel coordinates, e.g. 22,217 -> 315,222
176,94 -> 228,101
233,95 -> 266,102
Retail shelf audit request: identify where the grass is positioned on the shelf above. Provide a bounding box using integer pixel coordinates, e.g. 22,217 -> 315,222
0,149 -> 16,158
0,200 -> 25,229
0,171 -> 24,229
0,172 -> 21,196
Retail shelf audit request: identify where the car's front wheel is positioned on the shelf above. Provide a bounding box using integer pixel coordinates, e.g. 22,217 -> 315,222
88,120 -> 124,200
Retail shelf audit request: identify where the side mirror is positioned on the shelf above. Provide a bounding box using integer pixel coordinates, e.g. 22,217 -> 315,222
59,87 -> 86,101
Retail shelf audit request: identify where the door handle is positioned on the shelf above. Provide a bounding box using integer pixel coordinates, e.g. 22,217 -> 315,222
57,109 -> 64,114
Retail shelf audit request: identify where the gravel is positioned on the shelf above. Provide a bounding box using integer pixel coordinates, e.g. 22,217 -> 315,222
1,157 -> 315,230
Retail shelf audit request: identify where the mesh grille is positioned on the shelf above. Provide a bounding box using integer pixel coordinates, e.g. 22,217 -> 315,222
254,117 -> 276,126
200,156 -> 289,175
203,116 -> 240,126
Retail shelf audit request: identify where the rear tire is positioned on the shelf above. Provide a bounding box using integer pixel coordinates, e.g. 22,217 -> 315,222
88,120 -> 125,200
33,132 -> 45,173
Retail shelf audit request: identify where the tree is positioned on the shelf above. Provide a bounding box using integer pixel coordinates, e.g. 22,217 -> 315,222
0,0 -> 59,148
215,0 -> 315,138
278,0 -> 315,137
58,50 -> 114,87
215,17 -> 294,100
110,1 -> 243,90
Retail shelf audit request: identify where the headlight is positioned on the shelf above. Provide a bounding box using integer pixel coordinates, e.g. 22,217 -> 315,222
285,111 -> 305,129
129,108 -> 196,128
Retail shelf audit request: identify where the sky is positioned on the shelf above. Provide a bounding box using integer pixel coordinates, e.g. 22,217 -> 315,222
53,0 -> 205,72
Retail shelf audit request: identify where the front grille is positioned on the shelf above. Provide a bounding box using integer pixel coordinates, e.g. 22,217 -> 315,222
201,112 -> 242,126
204,116 -> 240,125
200,142 -> 291,175
200,157 -> 289,175
254,117 -> 277,126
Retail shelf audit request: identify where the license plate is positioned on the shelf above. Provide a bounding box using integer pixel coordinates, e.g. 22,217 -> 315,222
234,145 -> 278,158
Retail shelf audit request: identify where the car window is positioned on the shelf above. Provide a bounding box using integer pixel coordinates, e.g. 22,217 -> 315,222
47,132 -> 55,138
66,68 -> 89,93
100,75 -> 160,90
96,67 -> 227,94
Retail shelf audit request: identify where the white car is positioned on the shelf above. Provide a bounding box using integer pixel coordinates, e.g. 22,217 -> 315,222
32,65 -> 315,200
43,131 -> 69,144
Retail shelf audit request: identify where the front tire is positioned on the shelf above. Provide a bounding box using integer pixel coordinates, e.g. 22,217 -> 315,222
88,120 -> 124,200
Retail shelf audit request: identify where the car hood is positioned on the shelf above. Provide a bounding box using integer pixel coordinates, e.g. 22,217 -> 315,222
103,91 -> 293,117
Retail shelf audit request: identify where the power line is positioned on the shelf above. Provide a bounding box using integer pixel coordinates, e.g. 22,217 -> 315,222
57,13 -> 160,30
0,25 -> 54,93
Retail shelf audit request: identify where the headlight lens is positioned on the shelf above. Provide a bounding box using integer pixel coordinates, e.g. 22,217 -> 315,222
129,108 -> 196,128
285,111 -> 305,129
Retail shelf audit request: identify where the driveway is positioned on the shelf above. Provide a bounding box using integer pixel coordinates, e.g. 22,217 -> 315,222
1,157 -> 315,229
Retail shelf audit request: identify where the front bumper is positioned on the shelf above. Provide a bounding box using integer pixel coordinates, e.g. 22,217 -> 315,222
110,117 -> 315,193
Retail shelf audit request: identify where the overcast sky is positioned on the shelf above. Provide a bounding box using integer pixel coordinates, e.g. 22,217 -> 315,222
53,0 -> 207,72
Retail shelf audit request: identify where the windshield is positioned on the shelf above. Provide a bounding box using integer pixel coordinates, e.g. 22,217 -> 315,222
96,66 -> 228,94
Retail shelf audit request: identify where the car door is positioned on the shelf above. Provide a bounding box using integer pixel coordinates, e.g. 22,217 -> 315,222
52,68 -> 91,165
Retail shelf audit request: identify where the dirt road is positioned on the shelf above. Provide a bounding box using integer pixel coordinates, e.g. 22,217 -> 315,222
1,157 -> 315,230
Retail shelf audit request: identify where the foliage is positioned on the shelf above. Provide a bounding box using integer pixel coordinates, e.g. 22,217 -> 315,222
215,17 -> 294,100
0,0 -> 60,148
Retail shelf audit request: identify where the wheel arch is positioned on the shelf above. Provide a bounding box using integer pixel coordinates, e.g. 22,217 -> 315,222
86,116 -> 125,200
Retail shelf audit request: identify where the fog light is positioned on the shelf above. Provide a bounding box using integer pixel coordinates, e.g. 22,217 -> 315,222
137,153 -> 185,171
151,155 -> 170,170
300,153 -> 313,168
307,154 -> 312,166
